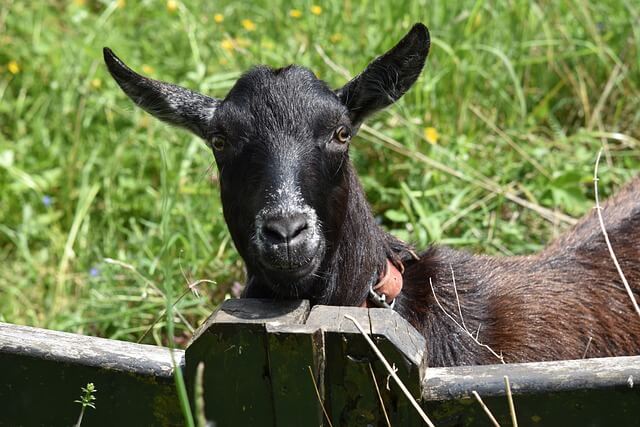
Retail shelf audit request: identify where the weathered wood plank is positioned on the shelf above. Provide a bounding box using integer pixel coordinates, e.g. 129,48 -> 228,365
423,355 -> 640,426
307,305 -> 425,426
367,309 -> 425,427
321,311 -> 380,426
368,308 -> 426,426
424,388 -> 640,426
184,299 -> 312,427
306,304 -> 375,426
266,324 -> 326,426
369,307 -> 426,367
195,298 -> 310,328
0,322 -> 183,426
305,304 -> 371,333
422,355 -> 640,400
0,322 -> 180,377
187,322 -> 274,426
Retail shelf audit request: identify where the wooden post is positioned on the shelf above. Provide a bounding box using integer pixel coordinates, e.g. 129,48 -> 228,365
306,305 -> 426,426
184,300 -> 427,427
266,324 -> 325,426
184,299 -> 310,427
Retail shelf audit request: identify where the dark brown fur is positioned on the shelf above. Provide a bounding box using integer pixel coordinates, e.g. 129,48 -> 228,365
396,177 -> 640,366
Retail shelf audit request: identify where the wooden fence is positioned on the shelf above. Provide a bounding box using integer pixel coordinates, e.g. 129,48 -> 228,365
1,299 -> 638,426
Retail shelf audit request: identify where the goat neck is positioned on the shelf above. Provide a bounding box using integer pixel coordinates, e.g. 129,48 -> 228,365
318,163 -> 414,307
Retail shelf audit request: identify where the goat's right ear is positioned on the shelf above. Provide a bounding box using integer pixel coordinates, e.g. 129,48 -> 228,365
103,48 -> 219,140
336,24 -> 430,126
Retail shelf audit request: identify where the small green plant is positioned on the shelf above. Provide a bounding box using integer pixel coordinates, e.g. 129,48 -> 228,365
74,383 -> 97,427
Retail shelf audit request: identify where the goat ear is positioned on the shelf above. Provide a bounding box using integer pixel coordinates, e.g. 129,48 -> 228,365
103,48 -> 219,140
336,23 -> 430,126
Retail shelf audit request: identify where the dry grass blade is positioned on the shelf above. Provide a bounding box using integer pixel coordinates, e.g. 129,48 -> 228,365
103,258 -> 165,295
369,363 -> 392,427
472,391 -> 501,427
450,264 -> 467,332
582,336 -> 593,359
104,258 -> 193,340
315,44 -> 351,80
441,191 -> 498,231
468,105 -> 550,179
585,131 -> 639,147
587,63 -> 624,131
503,376 -> 518,427
359,125 -> 577,226
137,278 -> 214,343
194,362 -> 207,427
307,365 -> 334,427
430,277 -> 505,364
343,314 -> 436,427
53,183 -> 100,314
593,149 -> 640,319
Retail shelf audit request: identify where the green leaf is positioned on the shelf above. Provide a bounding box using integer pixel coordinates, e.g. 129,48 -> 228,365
384,209 -> 409,223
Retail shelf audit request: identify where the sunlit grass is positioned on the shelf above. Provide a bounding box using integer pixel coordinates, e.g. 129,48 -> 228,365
0,0 -> 638,346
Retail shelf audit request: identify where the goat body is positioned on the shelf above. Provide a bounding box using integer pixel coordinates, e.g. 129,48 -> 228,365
104,24 -> 640,366
400,175 -> 640,365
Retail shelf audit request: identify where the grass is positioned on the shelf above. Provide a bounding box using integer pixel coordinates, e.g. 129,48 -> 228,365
0,0 -> 638,347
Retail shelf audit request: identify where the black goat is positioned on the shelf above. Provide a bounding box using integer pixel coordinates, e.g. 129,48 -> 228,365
104,23 -> 640,366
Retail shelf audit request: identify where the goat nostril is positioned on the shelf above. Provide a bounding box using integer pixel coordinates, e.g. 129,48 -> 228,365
289,216 -> 308,240
263,225 -> 287,243
262,214 -> 309,244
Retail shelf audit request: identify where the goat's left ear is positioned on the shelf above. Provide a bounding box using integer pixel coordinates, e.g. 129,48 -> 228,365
103,48 -> 219,140
336,23 -> 430,126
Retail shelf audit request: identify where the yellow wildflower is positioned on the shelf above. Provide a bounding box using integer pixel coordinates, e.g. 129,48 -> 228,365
330,33 -> 343,43
7,60 -> 20,75
116,0 -> 125,9
473,13 -> 482,28
73,0 -> 86,6
221,38 -> 235,52
424,127 -> 439,145
213,13 -> 224,23
142,64 -> 155,75
310,5 -> 322,15
236,38 -> 250,48
289,9 -> 302,18
91,78 -> 102,89
241,19 -> 256,31
139,115 -> 150,128
166,0 -> 178,12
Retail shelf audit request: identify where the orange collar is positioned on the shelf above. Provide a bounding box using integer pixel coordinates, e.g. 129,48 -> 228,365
362,259 -> 403,309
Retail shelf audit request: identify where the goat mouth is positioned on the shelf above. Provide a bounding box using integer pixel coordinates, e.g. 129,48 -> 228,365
256,240 -> 324,284
265,258 -> 316,277
259,251 -> 319,277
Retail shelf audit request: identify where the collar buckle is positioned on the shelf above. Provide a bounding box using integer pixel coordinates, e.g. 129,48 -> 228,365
362,259 -> 403,310
368,285 -> 396,309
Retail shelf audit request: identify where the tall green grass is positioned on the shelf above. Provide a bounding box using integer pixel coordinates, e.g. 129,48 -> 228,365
1,0 -> 638,345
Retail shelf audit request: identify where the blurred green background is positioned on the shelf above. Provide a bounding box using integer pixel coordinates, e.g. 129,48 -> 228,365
0,0 -> 638,347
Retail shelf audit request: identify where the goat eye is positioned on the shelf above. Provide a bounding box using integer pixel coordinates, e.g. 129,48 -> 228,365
210,137 -> 225,152
333,126 -> 351,144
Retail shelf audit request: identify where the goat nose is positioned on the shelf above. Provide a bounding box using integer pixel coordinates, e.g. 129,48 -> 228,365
262,214 -> 308,245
